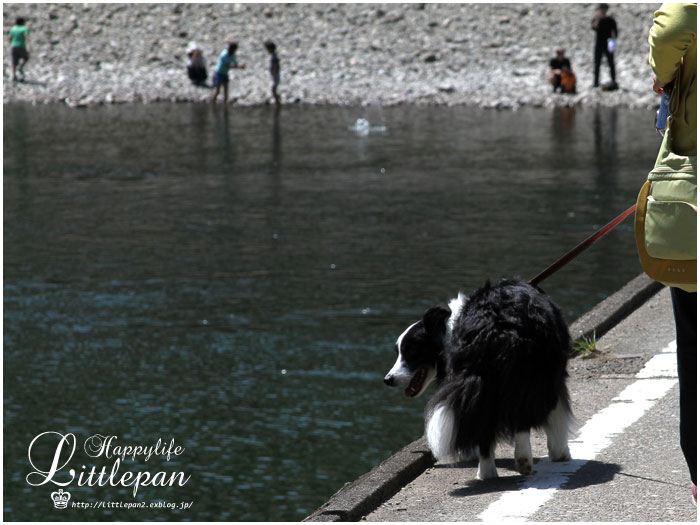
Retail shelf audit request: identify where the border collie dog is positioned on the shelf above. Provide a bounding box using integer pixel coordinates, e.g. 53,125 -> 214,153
384,278 -> 573,479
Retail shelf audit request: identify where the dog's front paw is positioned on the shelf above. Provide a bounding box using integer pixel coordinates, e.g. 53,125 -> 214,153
550,449 -> 572,462
516,456 -> 533,475
476,459 -> 498,480
476,467 -> 498,480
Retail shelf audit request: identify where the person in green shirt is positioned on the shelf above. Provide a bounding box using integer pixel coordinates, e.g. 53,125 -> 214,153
648,2 -> 697,505
9,17 -> 29,82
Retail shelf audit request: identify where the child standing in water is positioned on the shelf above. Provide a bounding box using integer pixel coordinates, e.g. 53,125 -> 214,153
211,42 -> 246,104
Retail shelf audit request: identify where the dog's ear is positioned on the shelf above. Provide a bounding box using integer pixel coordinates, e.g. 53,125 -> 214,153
422,305 -> 451,339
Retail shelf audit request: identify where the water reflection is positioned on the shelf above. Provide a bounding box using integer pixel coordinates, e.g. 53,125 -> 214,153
269,106 -> 282,175
551,105 -> 576,141
190,103 -> 210,171
214,105 -> 234,169
593,106 -> 619,178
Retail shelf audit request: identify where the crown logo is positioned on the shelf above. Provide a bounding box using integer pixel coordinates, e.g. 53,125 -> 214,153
51,489 -> 71,509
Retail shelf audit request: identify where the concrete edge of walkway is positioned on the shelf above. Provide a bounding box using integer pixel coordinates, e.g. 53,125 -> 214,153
303,273 -> 665,522
568,273 -> 663,342
303,437 -> 434,522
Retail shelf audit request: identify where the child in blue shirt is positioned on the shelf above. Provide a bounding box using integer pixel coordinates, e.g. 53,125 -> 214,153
211,42 -> 246,104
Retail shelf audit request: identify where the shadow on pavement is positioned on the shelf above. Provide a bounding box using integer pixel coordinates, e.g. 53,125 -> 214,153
446,459 -> 621,497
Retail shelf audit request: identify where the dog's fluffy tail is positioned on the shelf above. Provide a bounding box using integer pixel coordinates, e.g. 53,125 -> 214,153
425,402 -> 458,462
425,376 -> 483,462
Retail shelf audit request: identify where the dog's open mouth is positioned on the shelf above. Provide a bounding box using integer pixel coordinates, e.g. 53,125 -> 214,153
405,367 -> 428,398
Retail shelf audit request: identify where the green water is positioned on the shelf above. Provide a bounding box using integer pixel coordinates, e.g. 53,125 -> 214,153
3,103 -> 659,520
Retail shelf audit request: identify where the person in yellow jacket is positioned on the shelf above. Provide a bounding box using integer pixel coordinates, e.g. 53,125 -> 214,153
650,3 -> 696,156
648,2 -> 696,505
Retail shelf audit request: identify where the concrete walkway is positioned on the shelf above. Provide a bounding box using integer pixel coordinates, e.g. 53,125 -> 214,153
306,276 -> 697,522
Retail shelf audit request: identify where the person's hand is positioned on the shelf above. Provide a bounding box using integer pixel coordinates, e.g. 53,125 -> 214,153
652,76 -> 667,95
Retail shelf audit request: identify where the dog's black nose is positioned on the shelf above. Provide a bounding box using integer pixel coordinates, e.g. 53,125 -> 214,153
384,376 -> 394,386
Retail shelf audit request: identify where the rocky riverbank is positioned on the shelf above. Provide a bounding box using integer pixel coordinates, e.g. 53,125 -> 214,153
3,3 -> 662,109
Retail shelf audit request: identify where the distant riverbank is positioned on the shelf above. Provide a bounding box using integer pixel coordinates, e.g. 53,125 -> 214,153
3,3 -> 661,109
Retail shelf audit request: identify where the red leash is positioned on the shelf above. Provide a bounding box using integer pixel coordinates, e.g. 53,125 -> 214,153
529,204 -> 638,287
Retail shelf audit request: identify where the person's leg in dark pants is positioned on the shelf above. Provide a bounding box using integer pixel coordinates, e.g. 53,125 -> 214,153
671,287 -> 697,489
553,73 -> 562,92
593,44 -> 604,87
605,49 -> 616,84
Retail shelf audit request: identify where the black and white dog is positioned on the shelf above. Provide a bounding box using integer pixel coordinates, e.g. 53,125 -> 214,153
384,278 -> 573,479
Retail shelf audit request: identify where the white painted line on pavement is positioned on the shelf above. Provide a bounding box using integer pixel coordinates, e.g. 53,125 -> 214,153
477,340 -> 678,522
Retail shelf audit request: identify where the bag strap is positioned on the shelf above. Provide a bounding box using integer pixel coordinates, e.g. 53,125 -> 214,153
668,66 -> 683,118
658,67 -> 685,162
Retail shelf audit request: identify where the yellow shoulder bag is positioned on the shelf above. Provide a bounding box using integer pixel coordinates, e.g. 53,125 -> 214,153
634,72 -> 697,292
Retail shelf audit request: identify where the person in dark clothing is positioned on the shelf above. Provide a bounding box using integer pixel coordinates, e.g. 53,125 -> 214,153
671,288 -> 697,502
592,3 -> 618,88
186,42 -> 207,86
264,40 -> 280,105
549,48 -> 576,93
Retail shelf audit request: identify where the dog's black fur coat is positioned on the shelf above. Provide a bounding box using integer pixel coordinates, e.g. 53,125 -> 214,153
425,278 -> 571,460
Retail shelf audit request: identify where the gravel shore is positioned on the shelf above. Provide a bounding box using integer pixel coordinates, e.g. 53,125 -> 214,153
3,3 -> 662,109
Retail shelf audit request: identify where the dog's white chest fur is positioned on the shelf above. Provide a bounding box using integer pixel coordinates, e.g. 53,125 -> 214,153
445,292 -> 466,336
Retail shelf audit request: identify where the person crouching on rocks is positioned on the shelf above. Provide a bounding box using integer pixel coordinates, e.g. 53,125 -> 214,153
186,41 -> 207,86
549,48 -> 577,94
211,42 -> 246,104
